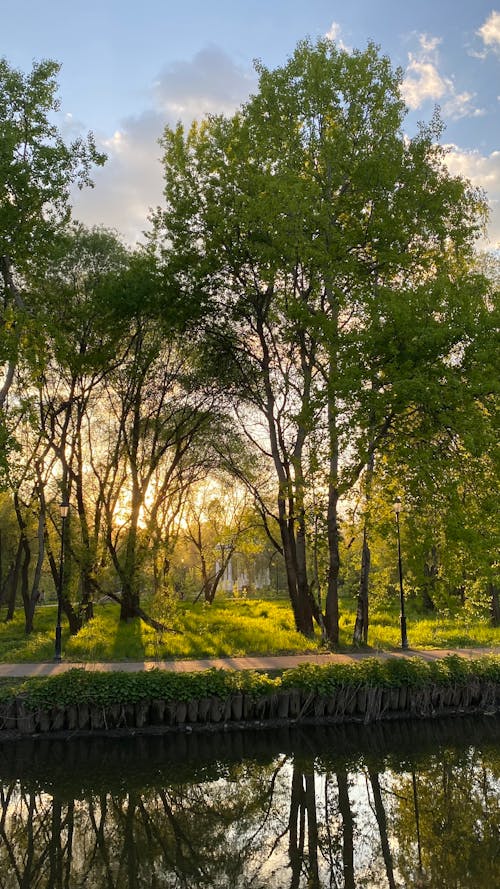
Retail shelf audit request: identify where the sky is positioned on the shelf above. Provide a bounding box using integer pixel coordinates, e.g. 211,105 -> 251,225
3,0 -> 500,246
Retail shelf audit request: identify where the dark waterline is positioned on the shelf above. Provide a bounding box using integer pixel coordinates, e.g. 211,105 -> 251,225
1,715 -> 499,888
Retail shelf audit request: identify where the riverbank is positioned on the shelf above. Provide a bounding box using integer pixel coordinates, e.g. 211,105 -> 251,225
1,653 -> 498,740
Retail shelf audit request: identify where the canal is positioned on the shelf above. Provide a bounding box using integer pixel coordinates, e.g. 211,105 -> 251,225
0,715 -> 499,887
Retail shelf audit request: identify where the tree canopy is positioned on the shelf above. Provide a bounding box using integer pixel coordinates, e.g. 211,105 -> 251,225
0,44 -> 498,645
154,38 -> 495,641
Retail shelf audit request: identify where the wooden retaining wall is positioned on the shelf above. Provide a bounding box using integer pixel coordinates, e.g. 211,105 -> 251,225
1,679 -> 499,735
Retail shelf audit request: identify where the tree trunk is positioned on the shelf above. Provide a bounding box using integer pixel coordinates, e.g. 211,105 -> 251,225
15,496 -> 33,635
353,446 -> 375,645
353,525 -> 370,645
258,306 -> 314,638
24,510 -> 45,635
288,765 -> 306,889
119,472 -> 142,622
119,579 -> 141,622
0,255 -> 23,411
324,386 -> 340,645
490,583 -> 500,627
369,770 -> 396,889
46,536 -> 81,636
422,546 -> 438,611
325,484 -> 340,645
4,538 -> 22,620
278,503 -> 314,636
337,767 -> 355,889
74,404 -> 95,622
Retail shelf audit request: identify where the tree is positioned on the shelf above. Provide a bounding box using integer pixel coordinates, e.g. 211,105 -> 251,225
156,38 -> 488,643
183,480 -> 259,603
27,225 -> 131,629
0,57 -> 105,420
91,318 -> 217,623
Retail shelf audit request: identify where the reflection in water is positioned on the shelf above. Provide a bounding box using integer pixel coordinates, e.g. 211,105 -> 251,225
0,717 -> 499,888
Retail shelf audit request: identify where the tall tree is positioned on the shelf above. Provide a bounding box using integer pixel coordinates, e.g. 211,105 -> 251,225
28,225 -> 130,628
155,37 -> 488,644
0,58 -> 105,420
92,320 -> 216,623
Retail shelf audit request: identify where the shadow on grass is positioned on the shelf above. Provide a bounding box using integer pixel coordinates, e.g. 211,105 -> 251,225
109,617 -> 145,661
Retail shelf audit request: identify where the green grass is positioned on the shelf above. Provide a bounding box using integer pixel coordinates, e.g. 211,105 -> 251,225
0,598 -> 498,663
365,608 -> 500,651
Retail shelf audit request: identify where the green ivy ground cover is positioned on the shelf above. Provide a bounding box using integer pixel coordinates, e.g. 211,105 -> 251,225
1,655 -> 498,712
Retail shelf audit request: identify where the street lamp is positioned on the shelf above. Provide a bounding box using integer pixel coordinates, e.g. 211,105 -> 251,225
54,502 -> 69,662
394,497 -> 409,650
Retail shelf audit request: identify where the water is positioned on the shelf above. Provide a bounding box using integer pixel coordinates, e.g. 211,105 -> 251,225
0,716 -> 499,888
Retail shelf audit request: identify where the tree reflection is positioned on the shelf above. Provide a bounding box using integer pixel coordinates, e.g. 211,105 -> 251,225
0,727 -> 499,888
392,747 -> 500,888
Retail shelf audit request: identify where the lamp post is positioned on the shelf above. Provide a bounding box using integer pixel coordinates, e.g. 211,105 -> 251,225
54,502 -> 69,662
394,497 -> 409,650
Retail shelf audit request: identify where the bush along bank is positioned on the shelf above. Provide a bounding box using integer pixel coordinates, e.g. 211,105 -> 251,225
0,656 -> 499,736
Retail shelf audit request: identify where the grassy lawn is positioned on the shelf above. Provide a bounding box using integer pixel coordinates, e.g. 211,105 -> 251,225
0,597 -> 498,663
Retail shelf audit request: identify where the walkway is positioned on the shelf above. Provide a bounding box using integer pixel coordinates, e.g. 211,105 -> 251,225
0,647 -> 498,678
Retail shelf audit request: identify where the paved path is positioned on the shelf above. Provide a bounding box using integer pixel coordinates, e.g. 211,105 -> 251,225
0,647 -> 498,678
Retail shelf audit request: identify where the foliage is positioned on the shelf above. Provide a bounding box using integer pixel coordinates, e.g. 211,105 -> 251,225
13,667 -> 276,710
2,653 -> 498,712
280,654 -> 500,693
154,37 -> 491,644
0,58 -> 105,266
0,57 -> 106,444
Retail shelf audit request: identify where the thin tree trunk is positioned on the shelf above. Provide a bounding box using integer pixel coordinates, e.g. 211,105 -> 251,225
24,509 -> 45,635
337,767 -> 355,889
490,583 -> 500,627
422,546 -> 438,612
0,255 -> 24,411
288,765 -> 306,889
74,406 -> 95,621
325,392 -> 340,645
353,449 -> 375,645
369,770 -> 396,889
304,770 -> 320,889
258,305 -> 314,637
3,539 -> 23,620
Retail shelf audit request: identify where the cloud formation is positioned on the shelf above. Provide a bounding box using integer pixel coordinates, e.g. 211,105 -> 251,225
444,146 -> 500,246
402,33 -> 483,119
70,42 -> 498,250
72,48 -> 255,244
154,46 -> 255,119
478,10 -> 500,51
325,21 -> 351,52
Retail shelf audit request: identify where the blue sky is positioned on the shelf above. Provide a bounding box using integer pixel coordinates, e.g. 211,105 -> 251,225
3,1 -> 500,245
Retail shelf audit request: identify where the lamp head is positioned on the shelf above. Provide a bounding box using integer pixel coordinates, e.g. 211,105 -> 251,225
393,497 -> 402,515
60,503 -> 69,519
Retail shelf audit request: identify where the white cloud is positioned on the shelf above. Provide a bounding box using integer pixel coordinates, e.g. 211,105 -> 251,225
71,110 -> 166,244
403,59 -> 448,108
418,34 -> 442,55
154,46 -> 255,120
443,91 -> 485,120
325,21 -> 351,52
444,146 -> 500,245
71,48 -> 255,244
402,33 -> 483,119
478,10 -> 500,51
